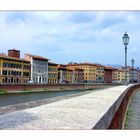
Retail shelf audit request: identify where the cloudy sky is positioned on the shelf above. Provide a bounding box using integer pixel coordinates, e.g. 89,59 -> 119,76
0,11 -> 139,67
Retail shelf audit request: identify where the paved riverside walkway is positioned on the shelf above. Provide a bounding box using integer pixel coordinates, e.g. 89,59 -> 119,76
0,85 -> 129,129
125,89 -> 140,129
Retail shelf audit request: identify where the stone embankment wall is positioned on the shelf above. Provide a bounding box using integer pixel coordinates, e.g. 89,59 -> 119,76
0,84 -> 139,129
0,83 -> 114,92
93,84 -> 140,129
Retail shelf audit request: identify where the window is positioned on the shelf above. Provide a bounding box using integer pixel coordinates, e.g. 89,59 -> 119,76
2,70 -> 8,75
33,77 -> 35,81
8,71 -> 10,75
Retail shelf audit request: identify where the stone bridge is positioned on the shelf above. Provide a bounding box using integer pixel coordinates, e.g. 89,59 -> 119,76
0,84 -> 139,129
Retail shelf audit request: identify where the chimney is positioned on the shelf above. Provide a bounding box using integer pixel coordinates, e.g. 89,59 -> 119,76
8,49 -> 20,58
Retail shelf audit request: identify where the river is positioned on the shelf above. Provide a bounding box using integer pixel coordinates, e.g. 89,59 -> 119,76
0,89 -> 98,115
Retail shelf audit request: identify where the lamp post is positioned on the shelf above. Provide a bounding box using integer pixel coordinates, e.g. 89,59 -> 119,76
122,32 -> 129,85
131,58 -> 135,83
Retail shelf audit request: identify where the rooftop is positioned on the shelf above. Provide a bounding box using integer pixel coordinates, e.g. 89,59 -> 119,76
67,63 -> 104,67
48,61 -> 58,66
104,66 -> 117,70
0,54 -> 30,63
25,54 -> 49,61
8,49 -> 20,52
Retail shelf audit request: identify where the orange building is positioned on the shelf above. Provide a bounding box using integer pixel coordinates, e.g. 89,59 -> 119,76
66,65 -> 84,84
0,50 -> 30,84
48,62 -> 58,84
67,63 -> 105,83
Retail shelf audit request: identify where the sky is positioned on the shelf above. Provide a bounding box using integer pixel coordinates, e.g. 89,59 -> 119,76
0,11 -> 140,67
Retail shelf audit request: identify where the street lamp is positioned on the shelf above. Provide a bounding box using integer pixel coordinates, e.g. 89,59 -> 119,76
131,58 -> 135,83
122,32 -> 129,85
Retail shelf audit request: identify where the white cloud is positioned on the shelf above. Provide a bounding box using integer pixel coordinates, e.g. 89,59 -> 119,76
130,47 -> 138,53
0,11 -> 140,66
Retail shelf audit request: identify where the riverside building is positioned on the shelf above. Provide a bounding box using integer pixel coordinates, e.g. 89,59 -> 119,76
25,54 -> 49,84
0,49 -> 30,84
67,63 -> 97,83
58,65 -> 67,83
104,66 -> 116,83
66,65 -> 84,84
58,64 -> 84,84
95,64 -> 105,83
112,69 -> 125,83
127,67 -> 139,83
48,62 -> 58,84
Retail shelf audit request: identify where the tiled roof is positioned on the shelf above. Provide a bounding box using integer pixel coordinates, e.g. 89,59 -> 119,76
118,69 -> 125,72
68,63 -> 106,68
48,61 -> 58,66
0,54 -> 30,62
104,66 -> 117,70
58,65 -> 73,71
25,54 -> 49,60
8,49 -> 20,52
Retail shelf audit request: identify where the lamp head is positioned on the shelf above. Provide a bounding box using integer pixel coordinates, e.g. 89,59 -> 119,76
122,32 -> 129,46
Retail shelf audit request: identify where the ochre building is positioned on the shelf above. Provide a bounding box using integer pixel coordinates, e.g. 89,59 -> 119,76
48,62 -> 58,84
95,64 -> 105,83
67,63 -> 97,83
0,49 -> 30,84
66,65 -> 84,84
112,69 -> 125,83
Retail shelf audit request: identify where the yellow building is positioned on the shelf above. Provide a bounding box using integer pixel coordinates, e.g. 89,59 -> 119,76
67,63 -> 97,83
48,62 -> 58,84
112,70 -> 118,82
95,64 -> 105,83
0,53 -> 30,84
66,68 -> 73,83
67,65 -> 84,83
58,65 -> 67,83
58,64 -> 73,83
112,69 -> 125,83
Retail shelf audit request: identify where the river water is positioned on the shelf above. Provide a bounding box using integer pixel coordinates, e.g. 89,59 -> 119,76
0,90 -> 96,115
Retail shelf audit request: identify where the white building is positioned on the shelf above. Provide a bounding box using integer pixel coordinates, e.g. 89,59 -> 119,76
129,68 -> 139,83
25,54 -> 49,83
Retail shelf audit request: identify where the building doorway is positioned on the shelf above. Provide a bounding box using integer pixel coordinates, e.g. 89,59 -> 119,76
39,77 -> 42,83
11,77 -> 13,83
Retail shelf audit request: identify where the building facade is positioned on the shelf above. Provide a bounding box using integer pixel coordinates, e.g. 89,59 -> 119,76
112,69 -> 125,83
129,68 -> 139,83
58,65 -> 67,83
120,66 -> 131,83
58,64 -> 83,84
138,70 -> 140,83
66,68 -> 73,83
67,63 -> 97,83
67,65 -> 84,84
112,69 -> 118,82
25,54 -> 49,84
48,62 -> 58,84
0,50 -> 30,84
104,66 -> 115,83
95,64 -> 105,83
